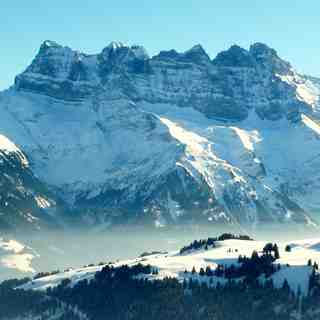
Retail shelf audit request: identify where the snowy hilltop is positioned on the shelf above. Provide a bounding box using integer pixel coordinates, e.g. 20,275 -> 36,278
1,40 -> 320,230
3,234 -> 320,319
21,234 -> 320,295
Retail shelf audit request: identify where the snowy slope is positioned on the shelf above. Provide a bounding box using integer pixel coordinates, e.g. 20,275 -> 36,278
0,89 -> 189,227
21,237 -> 320,294
141,102 -> 320,226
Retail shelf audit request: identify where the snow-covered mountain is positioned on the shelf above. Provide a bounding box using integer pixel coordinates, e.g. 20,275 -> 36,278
1,40 -> 320,230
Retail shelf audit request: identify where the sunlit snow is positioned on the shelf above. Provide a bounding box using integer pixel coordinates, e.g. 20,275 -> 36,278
21,238 -> 320,295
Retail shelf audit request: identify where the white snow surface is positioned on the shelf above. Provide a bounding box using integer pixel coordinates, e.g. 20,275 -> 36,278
21,238 -> 320,294
1,87 -> 320,224
277,73 -> 320,111
141,102 -> 320,223
0,134 -> 29,166
0,91 -> 181,205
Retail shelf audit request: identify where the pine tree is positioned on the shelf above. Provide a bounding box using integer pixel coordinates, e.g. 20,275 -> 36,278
183,278 -> 188,289
273,244 -> 280,260
263,243 -> 273,255
251,250 -> 259,261
297,285 -> 301,298
205,266 -> 213,277
308,268 -> 317,294
282,279 -> 290,294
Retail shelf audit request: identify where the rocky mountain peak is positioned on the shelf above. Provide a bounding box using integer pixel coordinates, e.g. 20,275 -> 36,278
249,42 -> 292,75
249,42 -> 278,59
24,40 -> 75,78
99,42 -> 149,76
39,40 -> 63,51
212,44 -> 255,68
154,45 -> 210,65
101,42 -> 148,60
154,49 -> 181,60
100,41 -> 127,58
105,41 -> 126,50
130,44 -> 149,60
183,44 -> 210,64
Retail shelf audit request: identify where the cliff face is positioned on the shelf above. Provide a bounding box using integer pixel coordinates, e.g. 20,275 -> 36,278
1,40 -> 320,230
15,41 -> 306,121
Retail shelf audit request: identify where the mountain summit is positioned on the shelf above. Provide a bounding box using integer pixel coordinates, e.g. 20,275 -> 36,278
1,41 -> 320,230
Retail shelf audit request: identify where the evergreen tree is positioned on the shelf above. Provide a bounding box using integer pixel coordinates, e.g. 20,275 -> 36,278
205,266 -> 213,276
263,243 -> 273,255
282,279 -> 290,294
285,244 -> 291,252
251,250 -> 259,261
308,268 -> 317,294
273,244 -> 280,260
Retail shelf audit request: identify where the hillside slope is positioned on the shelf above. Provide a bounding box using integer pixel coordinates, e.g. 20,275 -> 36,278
21,237 -> 320,295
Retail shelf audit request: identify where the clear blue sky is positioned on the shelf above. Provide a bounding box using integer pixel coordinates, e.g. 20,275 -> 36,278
1,0 -> 320,90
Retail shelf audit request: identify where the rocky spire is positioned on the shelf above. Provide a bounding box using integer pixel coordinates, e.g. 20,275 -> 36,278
249,42 -> 292,75
212,45 -> 255,68
184,44 -> 210,65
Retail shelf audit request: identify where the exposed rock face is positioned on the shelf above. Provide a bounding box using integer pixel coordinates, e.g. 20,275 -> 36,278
15,40 -> 306,122
1,40 -> 320,230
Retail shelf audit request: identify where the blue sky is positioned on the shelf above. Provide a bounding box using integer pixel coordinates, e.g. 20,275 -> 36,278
1,0 -> 319,90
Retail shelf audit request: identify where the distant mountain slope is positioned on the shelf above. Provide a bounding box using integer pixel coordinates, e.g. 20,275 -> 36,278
1,40 -> 320,229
